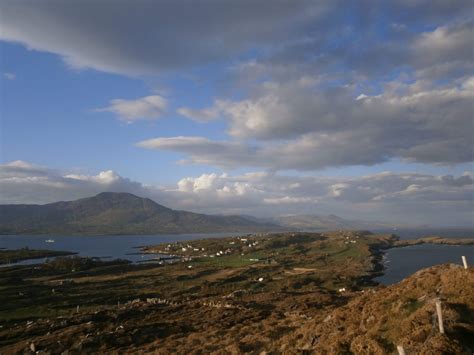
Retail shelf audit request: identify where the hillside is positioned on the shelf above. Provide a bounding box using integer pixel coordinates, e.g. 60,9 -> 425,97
289,264 -> 474,353
0,192 -> 278,235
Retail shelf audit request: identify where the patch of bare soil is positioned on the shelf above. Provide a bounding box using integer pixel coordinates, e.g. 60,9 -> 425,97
284,267 -> 317,275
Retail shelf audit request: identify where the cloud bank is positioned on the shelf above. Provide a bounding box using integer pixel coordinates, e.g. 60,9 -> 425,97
0,0 -> 328,75
1,161 -> 472,226
165,17 -> 474,171
142,76 -> 474,170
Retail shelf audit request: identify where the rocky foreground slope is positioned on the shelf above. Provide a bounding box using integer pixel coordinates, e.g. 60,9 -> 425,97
290,264 -> 474,354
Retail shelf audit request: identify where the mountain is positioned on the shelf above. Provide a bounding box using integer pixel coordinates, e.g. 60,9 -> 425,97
0,192 -> 279,235
271,214 -> 395,231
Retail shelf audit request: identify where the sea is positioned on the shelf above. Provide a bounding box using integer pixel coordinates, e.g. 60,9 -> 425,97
372,227 -> 474,285
0,232 -> 243,266
1,228 -> 473,285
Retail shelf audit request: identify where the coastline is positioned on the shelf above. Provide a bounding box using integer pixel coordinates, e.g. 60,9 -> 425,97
365,235 -> 474,286
361,244 -> 387,286
393,236 -> 474,248
0,249 -> 77,265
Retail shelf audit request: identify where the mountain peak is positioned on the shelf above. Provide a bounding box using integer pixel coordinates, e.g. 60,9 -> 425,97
94,191 -> 144,200
81,191 -> 161,206
69,191 -> 170,214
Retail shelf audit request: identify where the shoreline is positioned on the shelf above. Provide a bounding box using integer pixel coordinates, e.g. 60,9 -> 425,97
363,245 -> 387,286
365,235 -> 474,286
0,249 -> 77,265
393,236 -> 474,248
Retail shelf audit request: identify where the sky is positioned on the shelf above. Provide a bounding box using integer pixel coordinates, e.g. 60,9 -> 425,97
0,0 -> 473,226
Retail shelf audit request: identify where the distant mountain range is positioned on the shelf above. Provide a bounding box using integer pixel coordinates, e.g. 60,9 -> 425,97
0,192 -> 279,235
0,192 -> 398,236
241,214 -> 396,231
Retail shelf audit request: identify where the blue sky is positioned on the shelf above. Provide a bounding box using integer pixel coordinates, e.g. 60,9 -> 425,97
0,1 -> 473,226
1,42 -> 231,184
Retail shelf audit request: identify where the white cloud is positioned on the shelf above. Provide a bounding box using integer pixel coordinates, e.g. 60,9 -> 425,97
263,196 -> 314,205
413,22 -> 474,69
64,170 -> 123,185
177,107 -> 219,123
95,95 -> 168,123
3,72 -> 16,80
136,136 -> 257,168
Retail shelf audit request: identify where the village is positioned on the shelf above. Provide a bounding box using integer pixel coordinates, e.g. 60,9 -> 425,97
142,234 -> 266,263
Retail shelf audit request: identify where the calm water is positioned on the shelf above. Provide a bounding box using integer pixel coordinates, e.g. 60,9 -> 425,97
372,228 -> 474,284
0,232 -> 244,266
375,244 -> 474,285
